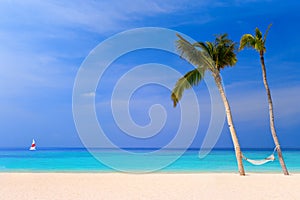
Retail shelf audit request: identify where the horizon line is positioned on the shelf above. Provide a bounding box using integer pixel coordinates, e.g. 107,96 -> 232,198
1,147 -> 299,151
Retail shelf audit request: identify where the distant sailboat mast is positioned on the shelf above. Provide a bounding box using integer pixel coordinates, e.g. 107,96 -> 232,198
29,139 -> 36,151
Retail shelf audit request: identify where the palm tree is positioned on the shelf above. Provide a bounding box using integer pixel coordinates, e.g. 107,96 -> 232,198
172,33 -> 245,176
239,24 -> 289,175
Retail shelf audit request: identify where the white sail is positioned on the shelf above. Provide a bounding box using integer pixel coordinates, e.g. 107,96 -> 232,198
29,139 -> 36,151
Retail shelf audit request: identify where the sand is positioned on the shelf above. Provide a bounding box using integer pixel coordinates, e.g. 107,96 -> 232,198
0,173 -> 299,200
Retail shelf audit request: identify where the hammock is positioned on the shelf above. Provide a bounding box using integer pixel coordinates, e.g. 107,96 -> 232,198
242,146 -> 277,166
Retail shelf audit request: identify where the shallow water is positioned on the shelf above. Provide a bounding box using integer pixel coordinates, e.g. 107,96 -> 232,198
0,148 -> 299,173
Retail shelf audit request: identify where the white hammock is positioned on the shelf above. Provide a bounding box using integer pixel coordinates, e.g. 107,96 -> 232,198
242,147 -> 277,166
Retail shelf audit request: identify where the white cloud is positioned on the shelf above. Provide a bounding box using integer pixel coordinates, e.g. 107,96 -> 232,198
0,0 -> 228,36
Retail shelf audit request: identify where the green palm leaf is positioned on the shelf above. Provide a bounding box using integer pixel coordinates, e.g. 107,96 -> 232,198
263,23 -> 272,44
176,34 -> 215,70
255,28 -> 263,40
194,41 -> 214,58
171,67 -> 205,107
239,34 -> 255,50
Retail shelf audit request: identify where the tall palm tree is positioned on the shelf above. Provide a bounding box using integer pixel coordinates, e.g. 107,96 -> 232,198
172,33 -> 245,176
239,24 -> 289,175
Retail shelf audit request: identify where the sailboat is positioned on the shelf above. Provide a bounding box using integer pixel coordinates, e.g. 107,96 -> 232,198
29,139 -> 36,151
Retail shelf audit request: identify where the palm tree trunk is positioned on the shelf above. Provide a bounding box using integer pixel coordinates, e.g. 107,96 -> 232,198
260,52 -> 289,175
213,73 -> 245,176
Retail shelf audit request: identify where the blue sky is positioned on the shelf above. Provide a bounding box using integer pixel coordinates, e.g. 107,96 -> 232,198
0,0 -> 299,149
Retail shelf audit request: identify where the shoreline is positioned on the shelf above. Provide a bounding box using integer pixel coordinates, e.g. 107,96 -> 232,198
1,173 -> 299,200
1,171 -> 300,174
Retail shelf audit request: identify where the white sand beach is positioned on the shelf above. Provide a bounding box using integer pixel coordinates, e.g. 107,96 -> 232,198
0,173 -> 299,200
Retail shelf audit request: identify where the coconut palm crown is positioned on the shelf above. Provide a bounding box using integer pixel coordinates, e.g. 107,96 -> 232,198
239,24 -> 272,54
171,33 -> 237,107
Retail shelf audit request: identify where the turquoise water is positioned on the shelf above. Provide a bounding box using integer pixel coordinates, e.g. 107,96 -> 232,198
0,149 -> 299,173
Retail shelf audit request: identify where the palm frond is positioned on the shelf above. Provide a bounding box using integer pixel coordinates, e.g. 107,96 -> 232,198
255,28 -> 263,39
176,34 -> 215,70
171,68 -> 205,107
239,34 -> 255,50
263,23 -> 272,44
193,41 -> 215,61
194,41 -> 210,54
254,40 -> 265,52
220,43 -> 237,67
215,33 -> 230,45
214,34 -> 237,69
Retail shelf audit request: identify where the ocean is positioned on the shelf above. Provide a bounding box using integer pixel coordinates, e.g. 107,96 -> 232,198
0,148 -> 299,173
